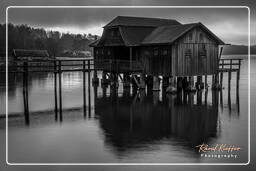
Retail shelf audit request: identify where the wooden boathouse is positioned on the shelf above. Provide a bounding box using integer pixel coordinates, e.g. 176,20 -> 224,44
90,16 -> 226,91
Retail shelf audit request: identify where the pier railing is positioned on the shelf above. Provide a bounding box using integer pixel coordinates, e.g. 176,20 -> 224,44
0,59 -> 143,73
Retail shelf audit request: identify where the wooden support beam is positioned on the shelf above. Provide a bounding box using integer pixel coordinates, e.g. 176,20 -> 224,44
23,62 -> 29,125
129,47 -> 132,71
87,60 -> 91,118
92,69 -> 99,85
54,61 -> 58,121
152,76 -> 160,91
83,61 -> 86,117
123,73 -> 130,88
58,60 -> 62,122
139,73 -> 146,89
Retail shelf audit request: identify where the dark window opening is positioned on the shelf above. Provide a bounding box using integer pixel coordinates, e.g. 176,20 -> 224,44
185,49 -> 192,58
163,49 -> 168,55
107,49 -> 111,55
144,50 -> 149,56
199,33 -> 204,42
200,45 -> 206,57
154,48 -> 158,56
189,33 -> 193,41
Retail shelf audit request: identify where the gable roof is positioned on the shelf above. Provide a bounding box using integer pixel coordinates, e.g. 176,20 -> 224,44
13,49 -> 49,57
119,26 -> 156,46
104,16 -> 181,28
142,23 -> 225,45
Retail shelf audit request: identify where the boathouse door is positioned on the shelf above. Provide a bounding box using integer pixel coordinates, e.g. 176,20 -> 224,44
198,44 -> 207,74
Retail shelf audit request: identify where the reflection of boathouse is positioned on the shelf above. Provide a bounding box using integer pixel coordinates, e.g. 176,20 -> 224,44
94,89 -> 218,153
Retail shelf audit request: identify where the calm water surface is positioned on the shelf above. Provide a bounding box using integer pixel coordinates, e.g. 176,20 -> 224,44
0,55 -> 252,164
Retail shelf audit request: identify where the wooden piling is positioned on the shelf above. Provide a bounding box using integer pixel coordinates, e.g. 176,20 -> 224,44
54,60 -> 58,121
23,62 -> 29,125
58,60 -> 62,121
83,60 -> 86,117
162,76 -> 169,89
152,75 -> 160,91
92,69 -> 99,85
123,73 -> 130,88
177,77 -> 183,92
204,74 -> 208,89
139,73 -> 146,89
87,60 -> 91,118
196,76 -> 203,90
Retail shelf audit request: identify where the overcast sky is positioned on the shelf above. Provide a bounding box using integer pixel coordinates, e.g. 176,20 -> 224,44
1,0 -> 255,45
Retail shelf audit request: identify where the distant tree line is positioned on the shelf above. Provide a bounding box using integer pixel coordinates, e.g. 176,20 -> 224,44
0,23 -> 99,57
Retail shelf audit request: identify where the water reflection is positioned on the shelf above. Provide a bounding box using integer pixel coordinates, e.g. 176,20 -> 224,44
95,87 -> 219,155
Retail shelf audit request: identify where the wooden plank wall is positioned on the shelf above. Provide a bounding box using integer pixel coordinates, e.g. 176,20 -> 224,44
172,27 -> 218,76
140,46 -> 172,76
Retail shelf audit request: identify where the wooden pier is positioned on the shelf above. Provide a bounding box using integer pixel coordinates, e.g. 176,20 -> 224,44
1,57 -> 242,124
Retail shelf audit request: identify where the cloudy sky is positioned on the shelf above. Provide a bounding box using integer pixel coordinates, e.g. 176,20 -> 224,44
0,0 -> 255,45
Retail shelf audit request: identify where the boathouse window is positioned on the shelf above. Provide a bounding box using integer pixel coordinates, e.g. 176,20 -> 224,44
189,33 -> 193,41
107,49 -> 111,55
110,29 -> 119,37
144,50 -> 150,56
199,33 -> 204,42
163,49 -> 168,55
185,49 -> 192,58
200,45 -> 206,57
153,48 -> 158,56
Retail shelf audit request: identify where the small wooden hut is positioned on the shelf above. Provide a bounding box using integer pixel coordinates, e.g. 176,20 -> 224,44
13,49 -> 50,61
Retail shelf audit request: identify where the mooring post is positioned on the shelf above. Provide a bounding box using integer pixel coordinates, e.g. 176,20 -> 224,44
23,61 -> 29,125
166,76 -> 177,94
228,70 -> 231,93
123,73 -> 130,88
204,89 -> 208,105
83,60 -> 86,117
204,74 -> 208,89
211,75 -> 215,89
196,76 -> 203,90
146,75 -> 153,89
101,71 -> 108,85
139,73 -> 146,89
236,59 -> 241,91
177,77 -> 183,92
58,60 -> 62,121
87,60 -> 91,118
162,76 -> 169,89
220,60 -> 224,88
54,60 -> 58,121
197,89 -> 202,105
92,67 -> 99,85
152,75 -> 160,91
188,76 -> 193,91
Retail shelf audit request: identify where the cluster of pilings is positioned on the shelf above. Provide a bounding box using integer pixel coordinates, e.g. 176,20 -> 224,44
92,59 -> 242,95
92,72 -> 226,94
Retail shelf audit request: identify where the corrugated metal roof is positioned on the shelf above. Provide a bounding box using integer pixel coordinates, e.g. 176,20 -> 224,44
104,16 -> 181,28
13,49 -> 49,57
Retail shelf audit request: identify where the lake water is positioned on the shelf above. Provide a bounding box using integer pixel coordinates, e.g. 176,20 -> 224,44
0,55 -> 253,165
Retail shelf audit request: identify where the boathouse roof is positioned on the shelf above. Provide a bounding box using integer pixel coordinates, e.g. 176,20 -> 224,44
13,49 -> 49,57
90,16 -> 224,47
104,16 -> 181,28
142,22 -> 225,45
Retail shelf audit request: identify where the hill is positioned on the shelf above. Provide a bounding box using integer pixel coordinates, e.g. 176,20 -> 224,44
222,45 -> 256,55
